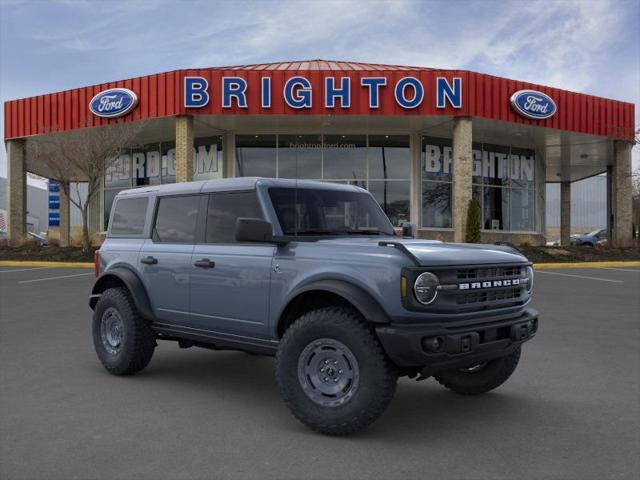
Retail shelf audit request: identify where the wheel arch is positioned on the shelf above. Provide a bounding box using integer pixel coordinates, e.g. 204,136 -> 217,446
276,280 -> 391,338
90,267 -> 154,320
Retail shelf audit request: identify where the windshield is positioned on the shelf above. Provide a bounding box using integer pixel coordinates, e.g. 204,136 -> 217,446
268,187 -> 396,236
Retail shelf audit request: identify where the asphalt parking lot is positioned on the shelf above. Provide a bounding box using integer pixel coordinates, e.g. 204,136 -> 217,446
1,265 -> 639,480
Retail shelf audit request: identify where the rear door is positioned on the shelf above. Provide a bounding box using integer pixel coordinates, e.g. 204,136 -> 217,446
189,190 -> 274,339
139,194 -> 204,325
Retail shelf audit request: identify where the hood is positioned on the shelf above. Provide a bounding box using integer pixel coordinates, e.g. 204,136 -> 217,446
397,239 -> 528,266
315,237 -> 528,266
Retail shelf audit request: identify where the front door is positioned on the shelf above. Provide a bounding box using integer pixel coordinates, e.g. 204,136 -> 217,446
189,191 -> 274,339
139,194 -> 202,325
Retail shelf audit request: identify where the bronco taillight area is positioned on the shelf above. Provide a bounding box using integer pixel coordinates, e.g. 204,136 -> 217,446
94,250 -> 100,277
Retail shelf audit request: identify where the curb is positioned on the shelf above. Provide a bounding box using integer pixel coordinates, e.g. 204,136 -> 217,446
533,261 -> 640,269
0,260 -> 94,268
2,260 -> 639,270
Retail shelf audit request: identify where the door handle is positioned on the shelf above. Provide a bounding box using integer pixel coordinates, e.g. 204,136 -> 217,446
140,256 -> 158,265
194,258 -> 215,269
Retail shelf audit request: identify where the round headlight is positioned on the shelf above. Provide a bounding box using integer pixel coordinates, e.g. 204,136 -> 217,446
414,272 -> 439,305
525,266 -> 534,293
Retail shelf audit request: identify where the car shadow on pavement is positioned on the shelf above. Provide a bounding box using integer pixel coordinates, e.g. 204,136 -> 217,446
112,347 -> 543,439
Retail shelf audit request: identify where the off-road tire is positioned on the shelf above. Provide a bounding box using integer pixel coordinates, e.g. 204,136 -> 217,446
434,347 -> 521,395
275,307 -> 398,436
92,287 -> 155,376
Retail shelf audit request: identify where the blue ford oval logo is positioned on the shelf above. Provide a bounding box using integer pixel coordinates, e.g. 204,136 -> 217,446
510,89 -> 556,120
89,88 -> 138,118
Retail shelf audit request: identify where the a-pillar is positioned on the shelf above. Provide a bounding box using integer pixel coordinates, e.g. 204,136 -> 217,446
175,115 -> 194,183
6,139 -> 27,245
560,181 -> 571,246
59,181 -> 71,247
452,117 -> 473,243
610,141 -> 633,247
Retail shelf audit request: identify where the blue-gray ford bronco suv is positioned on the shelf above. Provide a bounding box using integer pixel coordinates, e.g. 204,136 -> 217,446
90,177 -> 538,435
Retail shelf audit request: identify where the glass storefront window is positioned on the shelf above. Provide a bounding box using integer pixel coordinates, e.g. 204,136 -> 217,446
131,143 -> 162,186
194,136 -> 223,181
236,135 -> 277,177
368,135 -> 410,180
510,188 -> 535,231
161,141 -> 176,184
422,136 -> 537,232
278,134 -> 322,179
482,143 -> 510,187
105,153 -> 132,188
422,136 -> 452,182
322,134 -> 366,180
368,181 -> 410,227
509,146 -> 535,189
422,181 -> 452,228
483,186 -> 509,230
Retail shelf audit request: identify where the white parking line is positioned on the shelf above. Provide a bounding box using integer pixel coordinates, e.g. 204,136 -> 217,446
599,267 -> 640,273
0,267 -> 54,273
536,270 -> 624,283
18,272 -> 94,284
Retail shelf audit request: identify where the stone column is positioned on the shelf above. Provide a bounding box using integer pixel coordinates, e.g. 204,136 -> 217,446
222,133 -> 236,178
6,139 -> 27,245
59,182 -> 71,247
409,133 -> 422,227
175,115 -> 194,183
560,181 -> 571,246
610,141 -> 633,247
452,117 -> 473,243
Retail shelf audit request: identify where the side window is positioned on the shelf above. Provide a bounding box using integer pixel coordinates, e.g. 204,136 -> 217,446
205,191 -> 263,243
110,197 -> 148,236
153,195 -> 200,243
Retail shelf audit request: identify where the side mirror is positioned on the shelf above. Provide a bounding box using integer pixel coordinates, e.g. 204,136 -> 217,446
235,217 -> 278,243
401,222 -> 416,238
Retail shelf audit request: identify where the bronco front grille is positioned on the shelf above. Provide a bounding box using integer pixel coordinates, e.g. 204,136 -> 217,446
455,287 -> 522,305
457,266 -> 522,280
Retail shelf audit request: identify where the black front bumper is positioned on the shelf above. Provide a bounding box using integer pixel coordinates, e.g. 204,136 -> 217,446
376,308 -> 538,375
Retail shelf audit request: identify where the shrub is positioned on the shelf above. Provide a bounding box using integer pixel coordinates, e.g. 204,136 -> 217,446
465,199 -> 482,243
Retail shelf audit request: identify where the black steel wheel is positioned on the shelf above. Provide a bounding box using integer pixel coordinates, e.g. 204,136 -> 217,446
92,287 -> 155,376
276,307 -> 397,436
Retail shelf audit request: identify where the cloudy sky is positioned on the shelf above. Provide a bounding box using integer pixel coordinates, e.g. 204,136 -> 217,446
1,0 -> 638,180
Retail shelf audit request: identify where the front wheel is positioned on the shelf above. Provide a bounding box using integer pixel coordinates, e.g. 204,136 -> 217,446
434,347 -> 521,395
275,307 -> 398,435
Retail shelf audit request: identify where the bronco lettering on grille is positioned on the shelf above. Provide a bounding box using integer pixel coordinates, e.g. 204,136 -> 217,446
459,279 -> 521,290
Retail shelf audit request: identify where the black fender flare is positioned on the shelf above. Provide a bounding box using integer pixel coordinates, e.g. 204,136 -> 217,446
89,267 -> 154,320
279,279 -> 391,328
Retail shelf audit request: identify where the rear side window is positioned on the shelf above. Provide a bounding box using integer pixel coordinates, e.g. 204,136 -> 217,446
153,195 -> 200,243
110,197 -> 148,236
205,192 -> 263,243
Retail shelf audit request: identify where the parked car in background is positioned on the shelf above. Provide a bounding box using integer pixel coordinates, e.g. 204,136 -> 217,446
27,231 -> 48,246
571,229 -> 607,247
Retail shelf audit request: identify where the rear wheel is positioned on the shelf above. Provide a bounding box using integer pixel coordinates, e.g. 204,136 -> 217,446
275,307 -> 398,435
92,287 -> 155,376
434,347 -> 521,395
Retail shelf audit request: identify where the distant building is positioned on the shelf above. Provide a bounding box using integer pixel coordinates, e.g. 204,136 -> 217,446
0,177 -> 48,234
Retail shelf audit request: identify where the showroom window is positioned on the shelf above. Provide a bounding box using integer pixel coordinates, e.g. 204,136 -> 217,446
422,136 -> 452,228
422,137 -> 536,232
104,136 -> 223,229
234,134 -> 410,226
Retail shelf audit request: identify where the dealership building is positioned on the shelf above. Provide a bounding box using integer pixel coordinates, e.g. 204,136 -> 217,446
3,60 -> 636,246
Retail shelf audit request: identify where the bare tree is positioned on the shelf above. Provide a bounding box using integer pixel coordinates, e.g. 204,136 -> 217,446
27,121 -> 143,250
